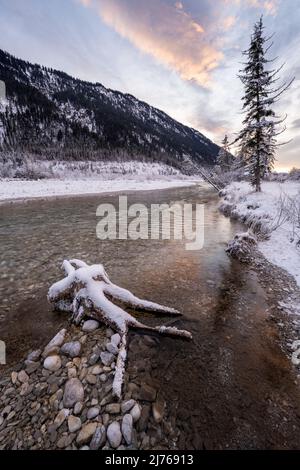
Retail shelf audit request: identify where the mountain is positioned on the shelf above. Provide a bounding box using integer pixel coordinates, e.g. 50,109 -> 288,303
0,49 -> 220,169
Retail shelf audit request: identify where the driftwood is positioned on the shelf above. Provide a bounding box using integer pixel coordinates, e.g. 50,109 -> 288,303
48,259 -> 192,398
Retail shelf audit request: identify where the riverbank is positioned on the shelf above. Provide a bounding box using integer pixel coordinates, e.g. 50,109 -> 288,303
219,180 -> 300,368
0,177 -> 197,203
0,321 -> 169,450
220,181 -> 300,287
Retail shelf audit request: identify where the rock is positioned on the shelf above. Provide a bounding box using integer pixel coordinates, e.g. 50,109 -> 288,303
100,352 -> 114,366
20,382 -> 32,396
68,415 -> 82,433
25,361 -> 39,374
143,336 -> 158,347
86,374 -> 97,385
88,353 -> 99,366
136,383 -> 157,402
99,374 -> 107,383
121,399 -> 136,414
73,358 -> 81,367
61,341 -> 81,358
106,343 -> 119,355
130,403 -> 141,423
152,399 -> 165,424
56,436 -> 67,449
18,370 -> 29,383
137,405 -> 151,432
54,409 -> 69,428
122,414 -> 133,445
76,423 -> 98,446
79,335 -> 87,344
43,355 -> 61,372
43,329 -> 66,357
27,349 -> 41,362
68,367 -> 77,379
82,320 -> 99,332
106,328 -> 114,338
141,435 -> 151,449
87,407 -> 100,420
7,410 -> 16,421
107,421 -> 122,449
91,365 -> 102,375
63,379 -> 84,408
111,333 -> 121,347
2,405 -> 12,417
105,403 -> 121,414
74,402 -> 83,416
90,425 -> 106,450
11,371 -> 18,384
102,413 -> 110,427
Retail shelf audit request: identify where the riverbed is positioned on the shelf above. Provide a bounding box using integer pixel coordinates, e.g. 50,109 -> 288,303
1,183 -> 300,449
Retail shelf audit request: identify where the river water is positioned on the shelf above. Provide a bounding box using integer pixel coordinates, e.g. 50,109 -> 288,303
1,183 -> 300,449
0,183 -> 237,361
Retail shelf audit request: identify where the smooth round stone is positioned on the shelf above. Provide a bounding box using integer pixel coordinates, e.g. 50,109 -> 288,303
87,407 -> 100,420
111,333 -> 121,347
122,414 -> 133,445
76,423 -> 98,446
107,421 -> 122,449
61,341 -> 81,358
68,415 -> 82,433
121,399 -> 136,414
43,329 -> 66,357
63,378 -> 84,408
130,403 -> 141,423
43,355 -> 61,372
82,320 -> 99,332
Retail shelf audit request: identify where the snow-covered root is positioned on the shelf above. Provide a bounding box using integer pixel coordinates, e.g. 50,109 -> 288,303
113,332 -> 128,399
48,259 -> 192,398
131,323 -> 192,340
226,231 -> 257,263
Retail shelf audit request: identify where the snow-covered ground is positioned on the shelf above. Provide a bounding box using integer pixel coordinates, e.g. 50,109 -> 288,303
220,181 -> 300,287
0,177 -> 197,202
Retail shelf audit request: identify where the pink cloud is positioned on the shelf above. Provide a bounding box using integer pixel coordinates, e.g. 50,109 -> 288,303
79,0 -> 224,87
223,0 -> 280,16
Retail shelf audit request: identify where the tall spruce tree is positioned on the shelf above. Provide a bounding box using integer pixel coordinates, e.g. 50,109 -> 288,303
217,134 -> 232,170
236,16 -> 293,191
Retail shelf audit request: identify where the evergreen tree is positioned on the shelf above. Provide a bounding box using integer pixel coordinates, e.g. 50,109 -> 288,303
236,16 -> 293,191
217,134 -> 232,170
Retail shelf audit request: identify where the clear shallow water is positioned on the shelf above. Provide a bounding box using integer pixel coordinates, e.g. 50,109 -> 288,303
0,183 -> 237,364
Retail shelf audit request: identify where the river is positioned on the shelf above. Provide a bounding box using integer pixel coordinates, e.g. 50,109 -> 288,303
1,183 -> 300,449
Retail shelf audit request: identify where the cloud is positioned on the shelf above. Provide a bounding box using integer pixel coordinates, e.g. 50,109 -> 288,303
292,118 -> 300,129
223,0 -> 280,16
78,0 -> 224,87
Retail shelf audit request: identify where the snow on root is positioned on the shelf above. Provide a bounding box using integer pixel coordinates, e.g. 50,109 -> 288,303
226,231 -> 257,263
48,259 -> 192,398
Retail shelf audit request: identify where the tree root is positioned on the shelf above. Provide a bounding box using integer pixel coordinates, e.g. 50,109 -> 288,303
48,259 -> 192,398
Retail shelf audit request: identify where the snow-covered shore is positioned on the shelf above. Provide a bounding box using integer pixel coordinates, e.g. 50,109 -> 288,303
220,181 -> 300,287
0,178 -> 197,202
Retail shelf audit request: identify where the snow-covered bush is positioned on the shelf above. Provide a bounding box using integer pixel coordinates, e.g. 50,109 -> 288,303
288,168 -> 300,181
276,190 -> 300,247
0,152 -> 186,181
226,231 -> 257,263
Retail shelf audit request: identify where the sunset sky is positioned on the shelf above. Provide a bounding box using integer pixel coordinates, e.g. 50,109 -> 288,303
0,0 -> 299,171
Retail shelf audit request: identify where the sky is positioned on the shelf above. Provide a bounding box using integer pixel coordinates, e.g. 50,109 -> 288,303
0,0 -> 299,171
